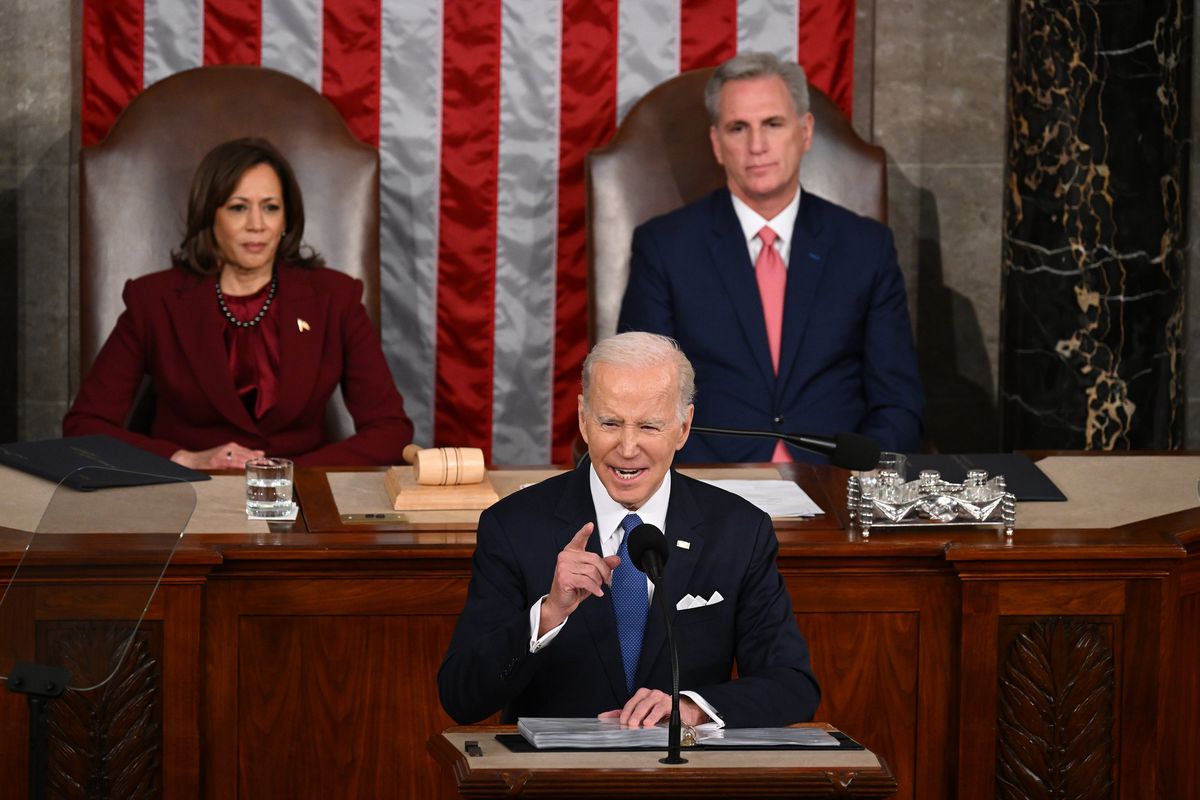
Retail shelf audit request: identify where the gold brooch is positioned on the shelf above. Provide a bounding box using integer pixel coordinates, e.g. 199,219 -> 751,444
297,318 -> 311,333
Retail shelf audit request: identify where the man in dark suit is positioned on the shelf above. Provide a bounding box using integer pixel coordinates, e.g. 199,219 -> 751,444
438,332 -> 818,728
619,52 -> 924,463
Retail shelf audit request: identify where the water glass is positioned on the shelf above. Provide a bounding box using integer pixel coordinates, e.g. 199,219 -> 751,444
876,451 -> 907,480
245,457 -> 294,519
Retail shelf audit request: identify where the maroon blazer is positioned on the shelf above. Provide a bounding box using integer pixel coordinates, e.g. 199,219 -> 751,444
63,264 -> 414,466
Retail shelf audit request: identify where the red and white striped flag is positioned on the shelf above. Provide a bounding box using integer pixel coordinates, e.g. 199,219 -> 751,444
82,0 -> 856,464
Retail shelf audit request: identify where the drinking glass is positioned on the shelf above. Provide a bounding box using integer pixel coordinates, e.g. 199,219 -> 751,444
245,457 -> 294,519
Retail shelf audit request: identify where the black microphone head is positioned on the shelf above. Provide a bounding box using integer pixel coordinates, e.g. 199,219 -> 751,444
832,432 -> 882,471
626,523 -> 669,577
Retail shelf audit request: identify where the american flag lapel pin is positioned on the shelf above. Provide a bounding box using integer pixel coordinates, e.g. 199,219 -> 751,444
297,318 -> 311,333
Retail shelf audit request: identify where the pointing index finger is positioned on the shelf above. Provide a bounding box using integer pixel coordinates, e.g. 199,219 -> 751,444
563,522 -> 595,551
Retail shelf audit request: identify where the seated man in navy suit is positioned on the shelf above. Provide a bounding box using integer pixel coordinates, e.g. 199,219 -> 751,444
619,52 -> 924,463
438,332 -> 819,728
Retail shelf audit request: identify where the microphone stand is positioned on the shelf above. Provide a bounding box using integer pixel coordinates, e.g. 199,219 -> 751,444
692,425 -> 826,454
651,573 -> 687,765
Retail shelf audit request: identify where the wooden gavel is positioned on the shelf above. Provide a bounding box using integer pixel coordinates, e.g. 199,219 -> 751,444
402,444 -> 486,486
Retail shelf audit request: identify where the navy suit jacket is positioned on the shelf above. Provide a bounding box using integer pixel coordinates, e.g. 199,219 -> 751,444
437,463 -> 820,728
619,188 -> 924,462
63,264 -> 413,466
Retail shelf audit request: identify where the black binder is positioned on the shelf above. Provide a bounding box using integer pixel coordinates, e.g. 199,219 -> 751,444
0,434 -> 211,490
902,453 -> 1065,502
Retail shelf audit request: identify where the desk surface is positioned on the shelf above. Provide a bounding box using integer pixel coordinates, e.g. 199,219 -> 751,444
428,724 -> 898,798
1,454 -> 1197,565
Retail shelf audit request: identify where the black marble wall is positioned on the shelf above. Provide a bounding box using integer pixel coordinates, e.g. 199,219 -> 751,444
1002,0 -> 1192,449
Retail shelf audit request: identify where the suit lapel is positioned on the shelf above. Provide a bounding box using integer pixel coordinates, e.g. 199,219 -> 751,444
166,274 -> 258,434
707,191 -> 777,390
553,463 -> 628,704
258,267 -> 324,434
635,472 -> 703,690
777,193 -> 832,395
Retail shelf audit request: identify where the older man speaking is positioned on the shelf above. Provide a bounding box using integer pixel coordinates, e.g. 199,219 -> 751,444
438,332 -> 819,729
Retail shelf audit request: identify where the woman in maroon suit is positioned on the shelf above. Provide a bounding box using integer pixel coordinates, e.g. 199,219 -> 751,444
64,138 -> 414,468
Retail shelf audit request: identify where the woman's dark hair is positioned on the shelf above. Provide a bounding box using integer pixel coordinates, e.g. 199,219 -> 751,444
172,137 -> 324,274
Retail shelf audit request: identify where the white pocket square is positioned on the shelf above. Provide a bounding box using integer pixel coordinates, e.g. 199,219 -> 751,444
676,591 -> 723,611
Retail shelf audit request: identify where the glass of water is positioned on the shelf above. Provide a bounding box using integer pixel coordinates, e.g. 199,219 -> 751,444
245,457 -> 295,519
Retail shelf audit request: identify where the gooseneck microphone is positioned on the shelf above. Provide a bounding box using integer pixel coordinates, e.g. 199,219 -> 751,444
626,523 -> 686,765
691,426 -> 881,471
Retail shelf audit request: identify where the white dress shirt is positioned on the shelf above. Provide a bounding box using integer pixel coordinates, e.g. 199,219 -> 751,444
730,188 -> 801,267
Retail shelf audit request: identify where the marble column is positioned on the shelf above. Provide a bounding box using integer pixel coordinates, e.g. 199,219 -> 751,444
1001,0 -> 1192,450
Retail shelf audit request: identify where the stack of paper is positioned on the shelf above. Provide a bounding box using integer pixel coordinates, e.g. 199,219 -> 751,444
699,480 -> 823,517
517,717 -> 838,749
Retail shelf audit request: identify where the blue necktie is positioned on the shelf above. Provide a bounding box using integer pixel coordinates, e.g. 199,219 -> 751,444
612,513 -> 648,694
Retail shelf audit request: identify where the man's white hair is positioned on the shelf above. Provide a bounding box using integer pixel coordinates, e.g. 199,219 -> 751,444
581,332 -> 695,422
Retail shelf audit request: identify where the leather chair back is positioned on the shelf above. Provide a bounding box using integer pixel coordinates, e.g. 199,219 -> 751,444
80,65 -> 380,377
586,67 -> 886,343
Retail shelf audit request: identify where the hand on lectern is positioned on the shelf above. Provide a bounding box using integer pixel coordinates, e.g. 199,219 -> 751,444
598,689 -> 709,727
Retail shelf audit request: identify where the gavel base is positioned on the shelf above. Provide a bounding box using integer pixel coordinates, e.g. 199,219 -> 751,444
384,467 -> 501,511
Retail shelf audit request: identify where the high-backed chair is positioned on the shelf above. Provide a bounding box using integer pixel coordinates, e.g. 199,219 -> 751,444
79,65 -> 379,435
586,67 -> 886,344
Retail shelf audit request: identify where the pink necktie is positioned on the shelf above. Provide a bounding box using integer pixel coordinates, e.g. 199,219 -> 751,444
754,226 -> 791,463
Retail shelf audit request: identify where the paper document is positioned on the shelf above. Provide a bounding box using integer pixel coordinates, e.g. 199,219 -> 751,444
700,479 -> 823,517
518,717 -> 838,749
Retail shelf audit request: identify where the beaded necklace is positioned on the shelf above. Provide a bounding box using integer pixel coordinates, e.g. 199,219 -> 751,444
216,273 -> 278,328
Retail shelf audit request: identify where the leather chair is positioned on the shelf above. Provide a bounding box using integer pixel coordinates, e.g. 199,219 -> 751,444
79,65 -> 380,435
586,66 -> 886,344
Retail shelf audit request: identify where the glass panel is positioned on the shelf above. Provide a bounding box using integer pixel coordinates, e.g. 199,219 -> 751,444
0,467 -> 194,692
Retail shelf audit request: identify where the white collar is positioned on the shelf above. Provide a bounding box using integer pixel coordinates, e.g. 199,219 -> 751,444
730,188 -> 802,257
588,464 -> 671,546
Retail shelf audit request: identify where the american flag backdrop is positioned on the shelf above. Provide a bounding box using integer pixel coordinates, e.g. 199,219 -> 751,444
81,0 -> 857,465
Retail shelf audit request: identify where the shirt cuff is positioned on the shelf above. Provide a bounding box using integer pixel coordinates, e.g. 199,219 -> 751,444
680,691 -> 724,728
528,595 -> 567,652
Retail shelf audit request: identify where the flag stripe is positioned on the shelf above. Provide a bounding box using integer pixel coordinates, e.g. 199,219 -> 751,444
144,0 -> 202,86
616,0 -> 678,121
553,0 -> 620,464
322,0 -> 381,147
738,0 -> 797,61
492,0 -> 561,462
262,0 -> 322,91
378,0 -> 442,449
799,0 -> 855,117
82,0 -> 143,146
203,0 -> 262,65
680,0 -> 737,71
434,2 -> 502,458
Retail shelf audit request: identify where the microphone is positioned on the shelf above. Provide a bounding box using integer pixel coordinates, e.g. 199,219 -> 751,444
627,523 -> 667,581
626,523 -> 686,765
691,425 -> 881,470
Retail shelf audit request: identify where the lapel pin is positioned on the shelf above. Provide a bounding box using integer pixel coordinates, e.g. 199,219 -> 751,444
676,540 -> 691,550
297,318 -> 311,333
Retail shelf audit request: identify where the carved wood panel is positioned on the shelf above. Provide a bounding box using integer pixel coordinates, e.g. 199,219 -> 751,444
36,621 -> 163,799
996,617 -> 1114,800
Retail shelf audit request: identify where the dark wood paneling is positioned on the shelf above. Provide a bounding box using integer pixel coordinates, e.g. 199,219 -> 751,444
787,573 -> 958,800
236,615 -> 457,798
796,611 -> 918,800
1168,562 -> 1200,798
203,577 -> 465,800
